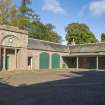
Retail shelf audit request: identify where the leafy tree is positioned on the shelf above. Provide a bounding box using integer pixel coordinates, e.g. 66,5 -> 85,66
101,33 -> 105,42
29,23 -> 62,43
9,5 -> 18,26
19,0 -> 31,15
0,0 -> 14,24
65,23 -> 97,44
16,0 -> 32,29
45,24 -> 62,43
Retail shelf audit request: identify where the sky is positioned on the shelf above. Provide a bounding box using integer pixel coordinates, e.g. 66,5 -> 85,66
14,0 -> 105,44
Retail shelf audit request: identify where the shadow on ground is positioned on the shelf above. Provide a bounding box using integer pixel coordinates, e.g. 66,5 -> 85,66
0,71 -> 105,105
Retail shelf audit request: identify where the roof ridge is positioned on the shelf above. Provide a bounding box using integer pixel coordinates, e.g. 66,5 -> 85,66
69,42 -> 105,47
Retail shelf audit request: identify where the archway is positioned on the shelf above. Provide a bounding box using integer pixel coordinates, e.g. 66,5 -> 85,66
40,52 -> 49,69
52,53 -> 60,69
1,35 -> 21,47
0,35 -> 21,70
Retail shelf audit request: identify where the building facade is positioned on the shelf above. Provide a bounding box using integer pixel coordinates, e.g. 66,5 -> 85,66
64,43 -> 105,70
0,25 -> 68,71
0,25 -> 105,71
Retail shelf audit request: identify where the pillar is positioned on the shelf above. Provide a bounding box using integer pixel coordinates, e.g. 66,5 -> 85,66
77,56 -> 79,71
3,48 -> 6,70
15,49 -> 17,70
49,53 -> 52,69
96,56 -> 99,70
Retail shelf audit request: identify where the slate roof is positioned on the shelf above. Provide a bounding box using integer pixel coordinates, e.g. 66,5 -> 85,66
28,38 -> 68,52
69,42 -> 105,53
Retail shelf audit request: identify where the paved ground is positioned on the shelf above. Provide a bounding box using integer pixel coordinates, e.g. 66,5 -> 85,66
0,70 -> 105,105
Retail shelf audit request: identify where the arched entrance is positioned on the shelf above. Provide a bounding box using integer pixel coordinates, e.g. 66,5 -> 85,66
52,53 -> 60,69
0,35 -> 21,70
40,52 -> 49,69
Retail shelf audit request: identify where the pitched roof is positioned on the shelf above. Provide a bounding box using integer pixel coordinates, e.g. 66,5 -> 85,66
28,38 -> 68,52
69,42 -> 105,53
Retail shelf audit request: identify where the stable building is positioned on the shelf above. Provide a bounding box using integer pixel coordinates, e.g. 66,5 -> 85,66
0,25 -> 68,71
64,43 -> 105,70
0,25 -> 105,71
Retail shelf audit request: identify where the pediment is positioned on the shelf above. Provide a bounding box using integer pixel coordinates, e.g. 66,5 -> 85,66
1,35 -> 22,47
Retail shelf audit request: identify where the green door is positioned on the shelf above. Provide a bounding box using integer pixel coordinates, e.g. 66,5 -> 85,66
52,54 -> 60,69
40,52 -> 49,69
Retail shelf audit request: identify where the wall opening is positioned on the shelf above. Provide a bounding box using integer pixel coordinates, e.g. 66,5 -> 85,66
28,57 -> 32,69
52,53 -> 60,69
40,52 -> 49,69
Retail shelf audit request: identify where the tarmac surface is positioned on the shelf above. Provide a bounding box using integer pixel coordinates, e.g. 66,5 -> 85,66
0,70 -> 105,105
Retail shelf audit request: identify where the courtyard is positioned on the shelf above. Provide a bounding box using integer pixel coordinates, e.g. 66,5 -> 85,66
0,70 -> 105,105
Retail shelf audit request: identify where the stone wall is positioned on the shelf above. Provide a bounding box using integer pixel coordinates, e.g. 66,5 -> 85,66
0,25 -> 28,48
0,25 -> 28,70
0,25 -> 69,71
27,49 -> 69,70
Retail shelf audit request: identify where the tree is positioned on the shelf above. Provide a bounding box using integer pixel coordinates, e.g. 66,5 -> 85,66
29,23 -> 62,43
0,0 -> 14,24
101,33 -> 105,42
65,23 -> 97,44
45,24 -> 62,43
15,0 -> 32,29
9,5 -> 18,26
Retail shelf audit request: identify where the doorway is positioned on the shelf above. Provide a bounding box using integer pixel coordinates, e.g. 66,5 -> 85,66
28,57 -> 32,70
5,56 -> 10,70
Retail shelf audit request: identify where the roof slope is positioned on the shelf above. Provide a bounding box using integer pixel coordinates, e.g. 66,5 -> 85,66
69,43 -> 105,53
28,38 -> 68,52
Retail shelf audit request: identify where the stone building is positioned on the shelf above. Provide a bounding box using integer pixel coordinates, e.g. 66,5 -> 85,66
0,25 -> 105,71
0,25 -> 68,71
64,43 -> 105,70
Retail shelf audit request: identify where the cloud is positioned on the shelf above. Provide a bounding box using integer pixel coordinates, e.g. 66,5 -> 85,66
89,0 -> 105,15
42,0 -> 65,15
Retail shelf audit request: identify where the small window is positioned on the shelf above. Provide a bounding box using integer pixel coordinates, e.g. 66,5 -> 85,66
28,57 -> 32,66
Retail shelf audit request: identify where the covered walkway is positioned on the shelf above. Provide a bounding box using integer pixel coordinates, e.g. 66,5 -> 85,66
66,42 -> 105,71
63,55 -> 105,70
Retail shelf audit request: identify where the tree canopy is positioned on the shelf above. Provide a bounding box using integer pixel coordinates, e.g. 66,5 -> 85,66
65,23 -> 97,44
0,0 -> 14,24
101,33 -> 105,42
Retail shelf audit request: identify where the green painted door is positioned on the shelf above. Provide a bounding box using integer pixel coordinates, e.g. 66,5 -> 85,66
40,52 -> 49,69
52,54 -> 60,69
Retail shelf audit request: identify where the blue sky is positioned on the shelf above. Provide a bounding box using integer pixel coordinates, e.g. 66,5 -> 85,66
14,0 -> 105,44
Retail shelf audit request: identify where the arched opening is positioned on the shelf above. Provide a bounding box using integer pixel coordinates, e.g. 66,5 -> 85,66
40,52 -> 49,69
1,35 -> 21,47
52,53 -> 60,69
0,35 -> 21,70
